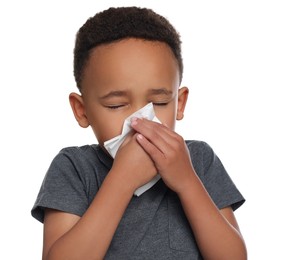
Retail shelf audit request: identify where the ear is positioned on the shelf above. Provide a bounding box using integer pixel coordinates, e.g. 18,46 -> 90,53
176,87 -> 189,120
69,92 -> 90,128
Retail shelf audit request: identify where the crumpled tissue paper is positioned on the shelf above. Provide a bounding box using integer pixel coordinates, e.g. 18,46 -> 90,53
104,102 -> 161,196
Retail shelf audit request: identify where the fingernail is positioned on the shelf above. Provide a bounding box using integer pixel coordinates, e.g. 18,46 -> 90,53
131,117 -> 138,125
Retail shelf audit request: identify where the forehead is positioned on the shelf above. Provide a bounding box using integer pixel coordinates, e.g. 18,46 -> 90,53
81,38 -> 180,93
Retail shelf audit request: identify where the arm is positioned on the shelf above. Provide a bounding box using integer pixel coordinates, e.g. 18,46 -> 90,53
43,135 -> 157,260
44,172 -> 133,260
131,118 -> 247,260
177,174 -> 247,260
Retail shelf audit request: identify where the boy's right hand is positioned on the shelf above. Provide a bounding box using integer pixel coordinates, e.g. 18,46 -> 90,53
110,132 -> 157,192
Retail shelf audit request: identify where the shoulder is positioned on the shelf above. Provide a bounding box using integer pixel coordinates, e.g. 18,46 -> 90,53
51,144 -> 112,184
185,140 -> 245,210
43,144 -> 100,182
58,144 -> 98,158
54,144 -> 105,166
31,144 -> 107,222
44,144 -> 104,185
185,140 -> 218,178
186,140 -> 213,152
186,140 -> 215,161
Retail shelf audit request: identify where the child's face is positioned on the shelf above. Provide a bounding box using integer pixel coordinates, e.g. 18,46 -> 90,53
70,38 -> 188,145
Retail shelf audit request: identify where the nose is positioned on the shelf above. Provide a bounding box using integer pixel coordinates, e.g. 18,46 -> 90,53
130,102 -> 152,115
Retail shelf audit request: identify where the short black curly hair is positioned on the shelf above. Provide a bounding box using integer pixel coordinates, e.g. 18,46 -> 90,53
74,6 -> 183,91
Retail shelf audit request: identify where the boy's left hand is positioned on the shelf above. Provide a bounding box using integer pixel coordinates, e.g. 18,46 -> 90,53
131,118 -> 196,193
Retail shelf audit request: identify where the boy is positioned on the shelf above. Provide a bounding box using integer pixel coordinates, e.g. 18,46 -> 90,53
31,7 -> 247,259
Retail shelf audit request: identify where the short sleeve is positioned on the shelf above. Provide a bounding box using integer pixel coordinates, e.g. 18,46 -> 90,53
31,150 -> 89,223
189,141 -> 245,211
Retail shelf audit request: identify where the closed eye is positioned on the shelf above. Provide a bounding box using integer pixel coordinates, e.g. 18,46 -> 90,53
106,104 -> 125,110
153,102 -> 168,106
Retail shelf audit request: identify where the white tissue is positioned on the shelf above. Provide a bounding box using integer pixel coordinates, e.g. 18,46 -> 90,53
104,103 -> 161,196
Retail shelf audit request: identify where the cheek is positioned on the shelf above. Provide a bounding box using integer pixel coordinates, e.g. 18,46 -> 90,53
90,116 -> 124,144
162,115 -> 176,130
155,105 -> 177,130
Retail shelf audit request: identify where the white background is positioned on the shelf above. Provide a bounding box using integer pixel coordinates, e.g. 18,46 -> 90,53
1,0 -> 280,259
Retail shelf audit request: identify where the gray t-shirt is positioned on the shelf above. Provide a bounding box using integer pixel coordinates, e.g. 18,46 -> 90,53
31,140 -> 245,259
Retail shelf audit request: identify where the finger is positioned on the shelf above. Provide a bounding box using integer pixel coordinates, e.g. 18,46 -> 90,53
132,118 -> 173,136
132,118 -> 178,141
119,130 -> 136,148
133,119 -> 171,153
134,118 -> 188,164
131,118 -> 177,150
136,134 -> 165,164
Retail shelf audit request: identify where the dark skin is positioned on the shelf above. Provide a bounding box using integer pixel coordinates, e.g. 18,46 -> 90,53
43,38 -> 247,260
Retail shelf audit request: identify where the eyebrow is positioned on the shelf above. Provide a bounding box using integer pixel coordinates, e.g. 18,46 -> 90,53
100,90 -> 129,100
100,88 -> 173,100
148,88 -> 173,96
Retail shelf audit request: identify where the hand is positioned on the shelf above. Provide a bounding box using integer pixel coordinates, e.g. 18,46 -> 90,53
111,132 -> 157,192
131,118 -> 196,193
